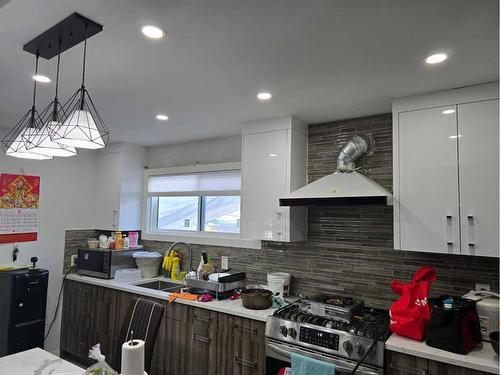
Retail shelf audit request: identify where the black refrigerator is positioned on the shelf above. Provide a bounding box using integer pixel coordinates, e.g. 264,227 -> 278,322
0,268 -> 49,357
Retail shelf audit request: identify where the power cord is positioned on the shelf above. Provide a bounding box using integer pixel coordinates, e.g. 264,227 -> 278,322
43,265 -> 75,343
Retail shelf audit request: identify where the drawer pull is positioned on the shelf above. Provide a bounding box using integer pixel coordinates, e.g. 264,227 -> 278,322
194,314 -> 211,323
235,356 -> 256,368
193,334 -> 211,344
234,324 -> 257,335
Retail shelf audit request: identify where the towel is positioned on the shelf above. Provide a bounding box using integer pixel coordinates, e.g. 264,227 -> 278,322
168,292 -> 198,303
291,352 -> 335,375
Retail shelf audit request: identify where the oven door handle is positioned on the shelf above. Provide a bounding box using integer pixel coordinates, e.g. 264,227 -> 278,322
267,342 -> 381,375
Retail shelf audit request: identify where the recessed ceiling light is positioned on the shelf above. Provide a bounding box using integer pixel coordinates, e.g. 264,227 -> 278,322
448,134 -> 462,139
442,109 -> 456,114
141,25 -> 164,39
269,153 -> 277,157
155,114 -> 169,121
426,53 -> 448,64
257,92 -> 272,101
33,74 -> 51,83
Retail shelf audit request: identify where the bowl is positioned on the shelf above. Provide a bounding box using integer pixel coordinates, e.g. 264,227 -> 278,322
490,331 -> 499,355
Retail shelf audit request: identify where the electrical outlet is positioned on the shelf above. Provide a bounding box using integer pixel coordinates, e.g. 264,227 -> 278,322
71,254 -> 78,267
221,256 -> 229,270
476,283 -> 491,291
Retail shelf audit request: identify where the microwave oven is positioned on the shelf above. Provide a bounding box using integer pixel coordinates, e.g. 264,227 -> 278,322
76,248 -> 137,279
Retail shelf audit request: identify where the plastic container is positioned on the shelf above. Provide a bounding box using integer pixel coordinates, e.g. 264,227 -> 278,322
133,251 -> 163,278
267,272 -> 291,297
129,231 -> 139,248
87,238 -> 99,249
114,268 -> 142,283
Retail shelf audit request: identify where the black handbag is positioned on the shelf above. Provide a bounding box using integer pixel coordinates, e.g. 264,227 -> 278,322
425,296 -> 481,354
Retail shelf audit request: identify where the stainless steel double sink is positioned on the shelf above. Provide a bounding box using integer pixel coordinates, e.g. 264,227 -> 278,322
134,280 -> 183,293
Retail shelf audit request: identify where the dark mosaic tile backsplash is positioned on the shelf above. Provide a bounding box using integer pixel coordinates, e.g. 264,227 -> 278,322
65,113 -> 499,310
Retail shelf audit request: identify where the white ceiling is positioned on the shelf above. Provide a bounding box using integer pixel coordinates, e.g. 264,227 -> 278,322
0,0 -> 498,146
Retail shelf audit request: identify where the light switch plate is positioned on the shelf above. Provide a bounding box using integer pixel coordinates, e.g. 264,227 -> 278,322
221,256 -> 229,270
476,283 -> 491,291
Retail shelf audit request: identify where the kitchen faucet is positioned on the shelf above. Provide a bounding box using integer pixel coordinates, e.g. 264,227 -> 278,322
167,242 -> 193,272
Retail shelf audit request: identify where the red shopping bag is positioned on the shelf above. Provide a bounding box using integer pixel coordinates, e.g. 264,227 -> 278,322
389,265 -> 437,341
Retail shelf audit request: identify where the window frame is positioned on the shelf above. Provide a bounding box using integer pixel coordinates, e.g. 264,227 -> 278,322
142,162 -> 261,249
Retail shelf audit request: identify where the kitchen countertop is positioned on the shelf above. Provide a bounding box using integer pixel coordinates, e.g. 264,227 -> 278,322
66,273 -> 277,322
386,333 -> 500,374
0,347 -> 84,375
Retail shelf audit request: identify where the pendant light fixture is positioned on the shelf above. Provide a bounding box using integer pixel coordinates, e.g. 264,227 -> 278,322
1,55 -> 53,160
24,39 -> 77,157
51,25 -> 109,149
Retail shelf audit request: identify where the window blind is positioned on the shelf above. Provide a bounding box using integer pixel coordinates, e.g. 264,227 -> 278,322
147,170 -> 241,197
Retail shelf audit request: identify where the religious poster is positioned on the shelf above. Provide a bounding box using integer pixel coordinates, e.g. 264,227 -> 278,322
0,173 -> 40,243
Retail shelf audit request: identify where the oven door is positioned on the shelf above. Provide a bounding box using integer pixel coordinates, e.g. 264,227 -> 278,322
266,338 -> 383,375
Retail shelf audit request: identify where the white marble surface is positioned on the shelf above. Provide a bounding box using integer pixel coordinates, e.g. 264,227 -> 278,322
0,348 -> 84,375
66,273 -> 277,322
386,333 -> 500,374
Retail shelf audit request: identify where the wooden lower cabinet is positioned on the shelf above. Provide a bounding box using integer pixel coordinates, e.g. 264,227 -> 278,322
60,280 -> 265,375
386,351 -> 491,375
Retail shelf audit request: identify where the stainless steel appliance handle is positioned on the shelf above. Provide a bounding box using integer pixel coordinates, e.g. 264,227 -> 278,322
267,342 -> 381,375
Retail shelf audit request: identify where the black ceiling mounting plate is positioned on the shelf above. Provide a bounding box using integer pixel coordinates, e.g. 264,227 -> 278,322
23,13 -> 103,60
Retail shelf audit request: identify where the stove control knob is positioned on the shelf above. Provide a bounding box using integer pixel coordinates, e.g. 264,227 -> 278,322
288,327 -> 297,339
342,340 -> 353,354
279,325 -> 288,337
354,343 -> 366,357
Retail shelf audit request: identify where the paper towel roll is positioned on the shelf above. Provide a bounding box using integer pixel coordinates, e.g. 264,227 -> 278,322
121,339 -> 145,375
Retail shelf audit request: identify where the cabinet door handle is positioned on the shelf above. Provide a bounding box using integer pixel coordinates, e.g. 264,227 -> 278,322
446,215 -> 453,246
467,215 -> 475,248
193,334 -> 211,344
235,356 -> 257,368
234,324 -> 257,335
194,314 -> 211,323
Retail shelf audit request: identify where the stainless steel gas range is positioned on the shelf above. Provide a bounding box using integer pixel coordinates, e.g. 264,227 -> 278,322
265,294 -> 390,375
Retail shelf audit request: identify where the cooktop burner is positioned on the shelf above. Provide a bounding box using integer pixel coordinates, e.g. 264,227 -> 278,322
273,303 -> 390,340
299,293 -> 364,322
311,294 -> 356,307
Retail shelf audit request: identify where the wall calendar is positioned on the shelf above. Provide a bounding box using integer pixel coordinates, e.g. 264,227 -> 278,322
0,173 -> 40,243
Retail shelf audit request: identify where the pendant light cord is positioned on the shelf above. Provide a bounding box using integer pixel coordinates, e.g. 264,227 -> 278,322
52,37 -> 62,121
81,25 -> 88,88
32,54 -> 39,110
79,24 -> 88,110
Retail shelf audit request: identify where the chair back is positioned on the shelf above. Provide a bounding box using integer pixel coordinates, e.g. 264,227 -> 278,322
113,298 -> 164,374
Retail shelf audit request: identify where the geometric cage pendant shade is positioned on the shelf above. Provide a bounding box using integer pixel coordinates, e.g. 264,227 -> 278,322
50,86 -> 109,149
23,99 -> 78,157
1,108 -> 53,160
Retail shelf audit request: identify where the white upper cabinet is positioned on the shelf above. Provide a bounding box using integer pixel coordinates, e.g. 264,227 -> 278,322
398,106 -> 460,254
241,116 -> 307,242
458,99 -> 499,257
393,82 -> 499,257
94,143 -> 146,231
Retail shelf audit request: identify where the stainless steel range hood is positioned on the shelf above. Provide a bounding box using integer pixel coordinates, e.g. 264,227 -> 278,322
280,134 -> 392,206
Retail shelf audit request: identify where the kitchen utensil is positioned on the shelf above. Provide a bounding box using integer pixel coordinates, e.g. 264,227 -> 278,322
490,331 -> 499,355
241,288 -> 276,310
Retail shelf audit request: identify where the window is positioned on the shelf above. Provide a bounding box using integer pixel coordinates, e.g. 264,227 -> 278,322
146,169 -> 241,235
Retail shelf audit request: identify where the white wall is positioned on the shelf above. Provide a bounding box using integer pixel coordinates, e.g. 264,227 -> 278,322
146,136 -> 241,168
0,140 -> 98,354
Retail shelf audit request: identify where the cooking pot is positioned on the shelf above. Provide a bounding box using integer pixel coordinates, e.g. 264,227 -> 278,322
241,288 -> 277,310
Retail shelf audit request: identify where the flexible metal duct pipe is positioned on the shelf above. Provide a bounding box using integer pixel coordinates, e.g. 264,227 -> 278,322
336,134 -> 375,172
